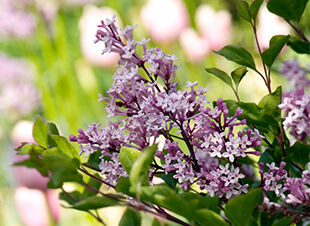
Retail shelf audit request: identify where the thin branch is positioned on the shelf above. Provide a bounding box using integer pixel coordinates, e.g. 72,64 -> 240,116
285,19 -> 309,42
78,167 -> 116,189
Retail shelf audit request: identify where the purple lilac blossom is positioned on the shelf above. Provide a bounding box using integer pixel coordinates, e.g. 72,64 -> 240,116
278,86 -> 310,142
260,162 -> 310,215
279,60 -> 310,88
70,17 -> 262,197
0,54 -> 40,116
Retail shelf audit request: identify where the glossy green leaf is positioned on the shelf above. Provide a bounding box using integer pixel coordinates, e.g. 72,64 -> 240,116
116,177 -> 133,196
130,145 -> 157,193
250,0 -> 263,20
48,135 -> 79,158
16,143 -> 44,155
59,191 -> 84,205
43,155 -> 82,188
225,189 -> 263,226
14,155 -> 48,177
161,173 -> 177,189
33,115 -> 49,148
285,142 -> 310,166
236,0 -> 251,22
119,146 -> 141,174
119,208 -> 141,226
231,66 -> 248,87
140,185 -> 193,220
258,86 -> 282,121
194,209 -> 228,226
287,39 -> 310,54
262,35 -> 290,67
48,122 -> 60,135
272,216 -> 291,226
214,45 -> 256,70
71,195 -> 119,211
205,68 -> 232,87
267,0 -> 309,22
82,174 -> 102,197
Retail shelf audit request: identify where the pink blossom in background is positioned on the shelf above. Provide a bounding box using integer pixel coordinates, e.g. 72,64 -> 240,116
140,0 -> 188,44
14,187 -> 50,226
0,0 -> 36,39
79,5 -> 120,67
0,54 -> 40,116
257,5 -> 290,49
195,4 -> 232,51
180,28 -> 210,62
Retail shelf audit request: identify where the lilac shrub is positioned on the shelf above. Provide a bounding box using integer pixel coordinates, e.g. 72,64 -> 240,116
15,1 -> 310,225
70,17 -> 262,199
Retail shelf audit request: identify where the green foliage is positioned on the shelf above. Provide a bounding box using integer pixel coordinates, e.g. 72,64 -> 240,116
249,0 -> 263,21
32,115 -> 49,148
194,209 -> 228,226
287,39 -> 310,54
70,195 -> 119,211
119,146 -> 141,174
236,0 -> 252,23
231,66 -> 248,88
214,45 -> 256,70
225,189 -> 263,226
262,35 -> 290,67
267,0 -> 309,22
129,145 -> 157,193
285,142 -> 310,166
205,68 -> 233,87
140,184 -> 219,223
119,208 -> 142,226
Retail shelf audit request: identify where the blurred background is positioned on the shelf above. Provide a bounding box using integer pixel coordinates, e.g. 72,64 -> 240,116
0,0 -> 309,225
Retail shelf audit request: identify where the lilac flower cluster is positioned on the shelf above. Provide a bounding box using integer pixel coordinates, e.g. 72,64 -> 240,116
70,17 -> 262,198
260,162 -> 310,220
279,60 -> 310,88
278,86 -> 310,142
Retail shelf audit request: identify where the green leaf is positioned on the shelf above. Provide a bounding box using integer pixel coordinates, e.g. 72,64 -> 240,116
59,191 -> 84,205
119,208 -> 141,226
32,115 -> 49,148
140,185 -> 193,220
82,174 -> 102,197
231,66 -> 248,87
258,86 -> 282,121
48,122 -> 60,135
119,146 -> 141,174
194,209 -> 228,226
250,0 -> 263,20
214,45 -> 256,70
272,216 -> 291,226
225,189 -> 263,226
285,142 -> 310,166
262,35 -> 290,67
287,39 -> 310,54
116,177 -> 134,196
161,173 -> 177,189
48,135 -> 79,158
16,143 -> 44,155
205,68 -> 232,87
14,156 -> 48,177
130,145 -> 157,193
267,0 -> 309,22
43,155 -> 82,188
179,193 -> 220,213
71,195 -> 119,211
236,0 -> 252,22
